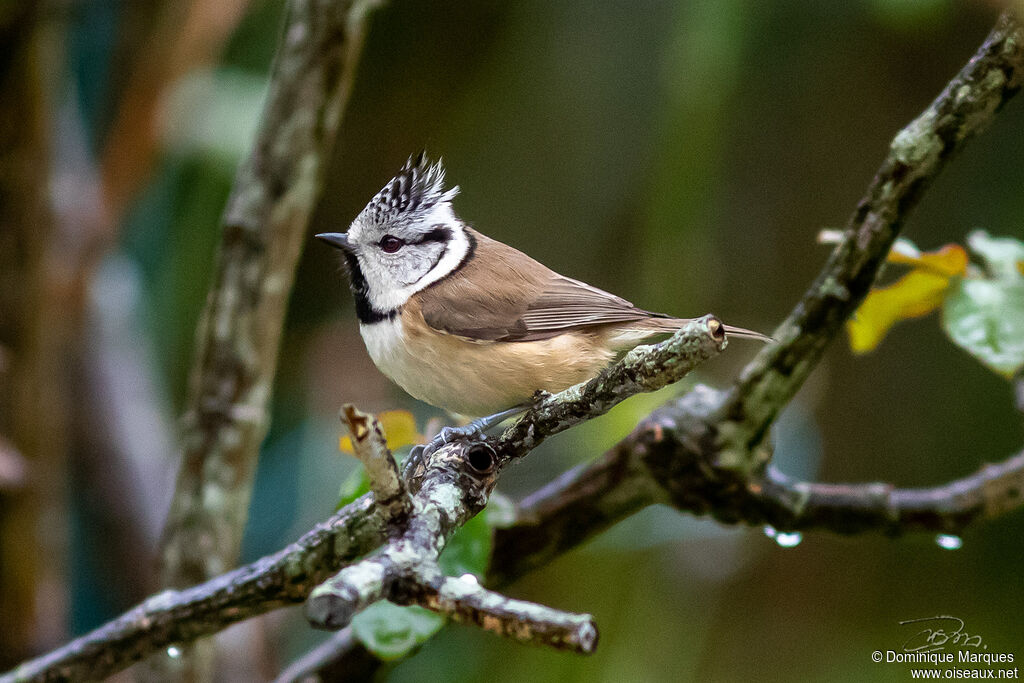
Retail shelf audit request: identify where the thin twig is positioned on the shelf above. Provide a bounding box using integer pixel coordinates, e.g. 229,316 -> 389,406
339,405 -> 409,517
416,574 -> 598,654
271,628 -> 374,683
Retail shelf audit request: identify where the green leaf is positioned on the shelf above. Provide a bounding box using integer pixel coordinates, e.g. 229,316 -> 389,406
350,601 -> 444,661
967,230 -> 1024,280
942,277 -> 1024,377
336,466 -> 369,510
438,509 -> 492,580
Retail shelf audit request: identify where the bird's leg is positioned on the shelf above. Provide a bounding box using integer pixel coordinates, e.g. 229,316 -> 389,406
410,405 -> 530,464
439,405 -> 530,443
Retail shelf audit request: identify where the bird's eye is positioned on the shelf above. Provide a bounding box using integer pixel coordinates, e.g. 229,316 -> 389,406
379,235 -> 404,253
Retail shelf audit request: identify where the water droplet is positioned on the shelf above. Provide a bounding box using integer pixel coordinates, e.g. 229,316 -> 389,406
775,531 -> 802,548
763,526 -> 802,548
935,534 -> 963,550
167,646 -> 182,658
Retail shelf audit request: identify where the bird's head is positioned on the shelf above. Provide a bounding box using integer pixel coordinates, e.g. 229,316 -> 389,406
317,153 -> 471,318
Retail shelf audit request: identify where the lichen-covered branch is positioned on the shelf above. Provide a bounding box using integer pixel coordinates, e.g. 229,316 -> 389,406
307,414 -> 596,654
5,11 -> 1024,683
1,496 -> 388,683
416,574 -> 598,654
714,10 -> 1024,473
3,309 -> 724,682
489,395 -> 1024,584
491,315 -> 726,464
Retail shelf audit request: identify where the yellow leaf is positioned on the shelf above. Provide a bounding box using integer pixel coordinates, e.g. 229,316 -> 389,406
339,410 -> 425,454
847,242 -> 968,353
886,243 -> 968,276
847,269 -> 952,352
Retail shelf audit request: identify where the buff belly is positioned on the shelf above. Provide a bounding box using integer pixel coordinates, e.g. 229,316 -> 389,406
359,312 -> 613,417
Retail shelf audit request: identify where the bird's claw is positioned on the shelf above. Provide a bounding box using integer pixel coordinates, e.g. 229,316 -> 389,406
415,406 -> 528,464
417,424 -> 485,461
438,424 -> 485,444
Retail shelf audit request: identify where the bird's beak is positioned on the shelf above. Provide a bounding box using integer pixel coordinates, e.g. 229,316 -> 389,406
315,232 -> 353,252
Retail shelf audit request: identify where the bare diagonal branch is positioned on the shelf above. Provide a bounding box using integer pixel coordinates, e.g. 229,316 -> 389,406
713,11 -> 1024,472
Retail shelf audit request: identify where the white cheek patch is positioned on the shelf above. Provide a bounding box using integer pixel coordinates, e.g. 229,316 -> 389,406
365,217 -> 470,313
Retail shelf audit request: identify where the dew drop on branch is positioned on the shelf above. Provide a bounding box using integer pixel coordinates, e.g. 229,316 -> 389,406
763,525 -> 803,548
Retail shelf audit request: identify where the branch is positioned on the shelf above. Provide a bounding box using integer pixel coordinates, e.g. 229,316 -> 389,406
339,405 -> 410,518
488,9 -> 1024,581
159,0 -> 381,591
1,496 -> 388,683
306,412 -> 600,654
489,396 -> 1024,584
414,575 -> 598,654
271,628 -> 380,683
492,314 -> 726,463
714,10 -> 1024,473
6,11 -> 1024,683
2,319 -> 723,682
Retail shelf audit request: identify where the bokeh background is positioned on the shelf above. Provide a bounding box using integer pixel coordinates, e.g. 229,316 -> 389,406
2,0 -> 1023,680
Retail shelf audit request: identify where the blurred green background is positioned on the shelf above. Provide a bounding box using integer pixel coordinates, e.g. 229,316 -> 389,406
10,0 -> 1024,680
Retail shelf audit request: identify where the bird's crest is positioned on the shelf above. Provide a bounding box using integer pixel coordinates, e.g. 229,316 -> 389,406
365,152 -> 459,223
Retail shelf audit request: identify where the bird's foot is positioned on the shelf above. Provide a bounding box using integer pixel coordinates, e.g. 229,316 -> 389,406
414,405 -> 530,462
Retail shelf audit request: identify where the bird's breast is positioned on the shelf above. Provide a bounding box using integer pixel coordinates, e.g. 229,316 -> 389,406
359,316 -> 408,380
358,308 -> 613,417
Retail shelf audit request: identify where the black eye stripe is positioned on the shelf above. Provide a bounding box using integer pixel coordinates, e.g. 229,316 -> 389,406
378,227 -> 452,252
416,226 -> 452,244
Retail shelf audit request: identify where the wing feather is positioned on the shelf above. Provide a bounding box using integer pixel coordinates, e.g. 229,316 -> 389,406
419,229 -> 661,342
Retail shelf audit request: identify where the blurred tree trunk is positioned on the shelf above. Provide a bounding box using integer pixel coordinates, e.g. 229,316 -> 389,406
0,5 -> 70,667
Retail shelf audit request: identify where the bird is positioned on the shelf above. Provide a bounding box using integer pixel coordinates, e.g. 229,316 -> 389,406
317,153 -> 768,437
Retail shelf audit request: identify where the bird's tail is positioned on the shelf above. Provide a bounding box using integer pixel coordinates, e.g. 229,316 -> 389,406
639,316 -> 774,343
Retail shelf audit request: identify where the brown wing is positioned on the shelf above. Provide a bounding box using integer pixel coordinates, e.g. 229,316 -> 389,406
419,229 -> 661,342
